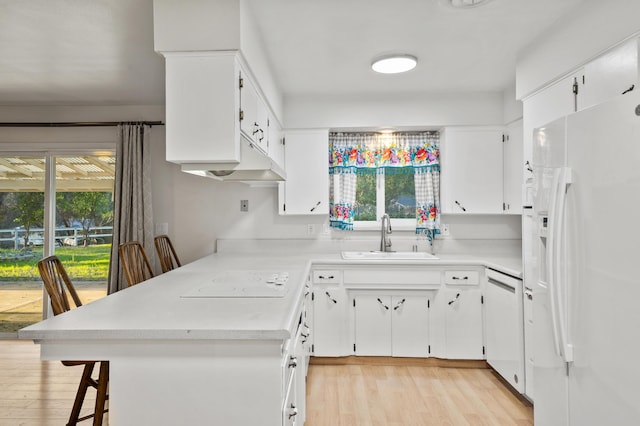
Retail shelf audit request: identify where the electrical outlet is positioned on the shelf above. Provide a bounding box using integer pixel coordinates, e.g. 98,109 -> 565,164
307,224 -> 315,235
240,200 -> 249,212
322,223 -> 330,235
441,223 -> 450,236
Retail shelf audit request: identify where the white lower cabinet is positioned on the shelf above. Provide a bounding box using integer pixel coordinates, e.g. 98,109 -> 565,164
353,293 -> 430,357
311,265 -> 487,362
312,285 -> 350,356
434,287 -> 484,360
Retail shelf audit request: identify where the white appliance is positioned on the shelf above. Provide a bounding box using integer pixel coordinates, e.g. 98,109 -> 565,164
532,92 -> 640,425
484,268 -> 524,393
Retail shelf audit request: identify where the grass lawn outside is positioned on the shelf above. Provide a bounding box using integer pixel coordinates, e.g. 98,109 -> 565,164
0,244 -> 111,281
0,245 -> 111,334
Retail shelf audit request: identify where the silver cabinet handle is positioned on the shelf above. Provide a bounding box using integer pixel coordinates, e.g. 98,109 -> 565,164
310,201 -> 321,212
524,289 -> 533,300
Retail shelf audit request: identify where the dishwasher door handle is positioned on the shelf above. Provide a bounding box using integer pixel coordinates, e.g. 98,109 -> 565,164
487,277 -> 515,293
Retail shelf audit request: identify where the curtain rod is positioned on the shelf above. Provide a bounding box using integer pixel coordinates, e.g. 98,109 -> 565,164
0,121 -> 163,128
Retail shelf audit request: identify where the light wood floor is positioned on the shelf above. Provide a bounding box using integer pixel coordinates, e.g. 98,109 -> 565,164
0,340 -> 532,425
306,358 -> 533,426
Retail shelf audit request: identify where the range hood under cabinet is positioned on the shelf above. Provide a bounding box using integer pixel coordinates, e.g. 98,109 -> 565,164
182,136 -> 286,182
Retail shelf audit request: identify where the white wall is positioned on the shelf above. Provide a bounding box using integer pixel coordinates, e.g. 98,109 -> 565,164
516,0 -> 640,99
0,94 -> 520,265
503,82 -> 523,125
284,92 -> 503,129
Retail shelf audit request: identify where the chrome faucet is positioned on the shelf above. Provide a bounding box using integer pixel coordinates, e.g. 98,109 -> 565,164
380,213 -> 392,252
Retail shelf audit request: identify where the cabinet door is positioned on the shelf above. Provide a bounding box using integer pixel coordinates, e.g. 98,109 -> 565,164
522,70 -> 583,198
440,128 -> 504,214
503,120 -> 523,214
312,286 -> 349,356
268,119 -> 285,170
354,295 -> 392,356
164,53 -> 240,163
254,97 -> 269,154
442,288 -> 483,359
581,38 -> 637,111
239,71 -> 258,145
391,296 -> 430,357
279,129 -> 329,215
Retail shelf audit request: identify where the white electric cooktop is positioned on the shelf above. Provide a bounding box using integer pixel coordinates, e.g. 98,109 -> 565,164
181,270 -> 290,298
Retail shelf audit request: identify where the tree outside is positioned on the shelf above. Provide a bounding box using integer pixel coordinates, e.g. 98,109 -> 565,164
56,192 -> 113,246
13,192 -> 44,247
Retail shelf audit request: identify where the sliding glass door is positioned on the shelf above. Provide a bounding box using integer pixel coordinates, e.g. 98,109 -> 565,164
0,152 -> 114,335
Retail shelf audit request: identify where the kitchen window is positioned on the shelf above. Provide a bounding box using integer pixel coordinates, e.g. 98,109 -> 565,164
329,131 -> 441,237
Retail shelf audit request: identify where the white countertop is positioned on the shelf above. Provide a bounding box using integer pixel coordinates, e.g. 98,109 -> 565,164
19,254 -> 310,342
19,248 -> 522,343
309,252 -> 522,279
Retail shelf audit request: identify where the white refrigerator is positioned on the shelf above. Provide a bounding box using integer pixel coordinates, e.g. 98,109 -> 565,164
532,91 -> 640,425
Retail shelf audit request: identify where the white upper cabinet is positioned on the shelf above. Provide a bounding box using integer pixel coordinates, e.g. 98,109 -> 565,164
440,127 -> 504,214
164,52 -> 241,164
163,50 -> 282,177
522,70 -> 584,206
581,38 -> 638,111
279,129 -> 329,215
503,120 -> 524,213
239,72 -> 269,154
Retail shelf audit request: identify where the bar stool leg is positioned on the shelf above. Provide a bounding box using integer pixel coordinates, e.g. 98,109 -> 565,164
67,362 -> 95,426
93,361 -> 109,426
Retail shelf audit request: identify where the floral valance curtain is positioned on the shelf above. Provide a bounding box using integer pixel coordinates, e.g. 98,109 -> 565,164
329,131 -> 441,240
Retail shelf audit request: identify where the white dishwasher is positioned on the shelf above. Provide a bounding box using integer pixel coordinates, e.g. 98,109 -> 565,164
484,268 -> 525,393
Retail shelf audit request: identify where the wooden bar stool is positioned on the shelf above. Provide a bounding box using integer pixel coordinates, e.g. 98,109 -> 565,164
37,255 -> 109,426
118,241 -> 154,286
154,234 -> 182,273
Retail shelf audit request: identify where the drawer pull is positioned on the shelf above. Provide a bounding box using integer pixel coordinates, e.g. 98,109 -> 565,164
452,276 -> 469,280
325,291 -> 337,304
448,293 -> 461,305
393,298 -> 406,310
318,275 -> 335,280
377,298 -> 390,310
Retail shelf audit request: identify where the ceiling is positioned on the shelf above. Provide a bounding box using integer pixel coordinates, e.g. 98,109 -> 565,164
0,0 -> 584,106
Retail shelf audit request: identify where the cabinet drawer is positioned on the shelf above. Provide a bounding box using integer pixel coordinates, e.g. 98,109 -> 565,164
312,270 -> 341,284
343,269 -> 441,286
444,270 -> 479,285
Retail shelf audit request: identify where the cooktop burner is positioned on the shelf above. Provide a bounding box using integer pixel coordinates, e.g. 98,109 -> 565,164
181,270 -> 290,298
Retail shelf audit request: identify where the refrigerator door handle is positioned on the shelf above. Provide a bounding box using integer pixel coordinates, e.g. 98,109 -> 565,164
549,167 -> 573,363
546,168 -> 563,358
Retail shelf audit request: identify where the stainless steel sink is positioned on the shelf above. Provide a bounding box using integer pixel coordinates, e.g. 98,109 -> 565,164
341,251 -> 439,260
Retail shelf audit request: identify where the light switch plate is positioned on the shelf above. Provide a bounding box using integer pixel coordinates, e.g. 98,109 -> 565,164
240,200 -> 249,212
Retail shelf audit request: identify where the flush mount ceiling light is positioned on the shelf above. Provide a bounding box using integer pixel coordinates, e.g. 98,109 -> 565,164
371,54 -> 417,74
441,0 -> 495,8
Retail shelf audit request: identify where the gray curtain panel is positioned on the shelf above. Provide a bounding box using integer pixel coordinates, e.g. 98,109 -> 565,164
108,123 -> 154,294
